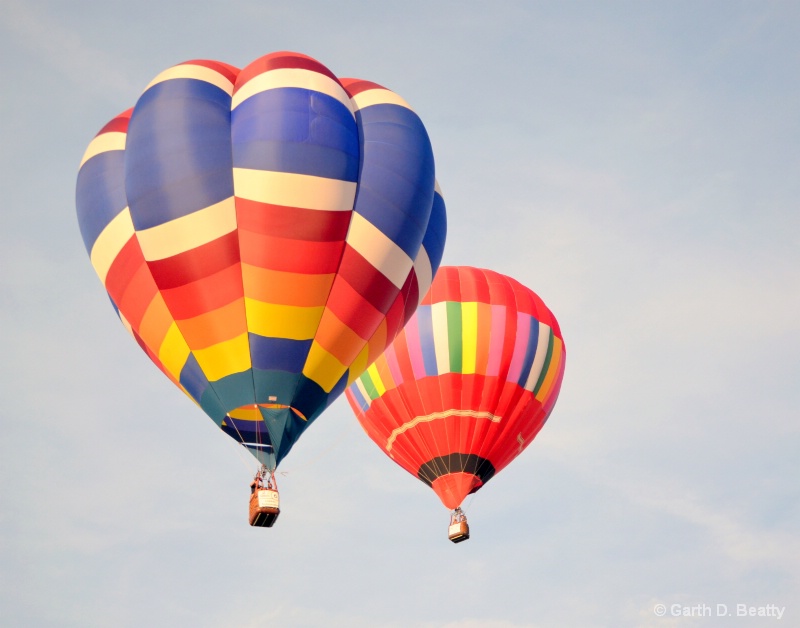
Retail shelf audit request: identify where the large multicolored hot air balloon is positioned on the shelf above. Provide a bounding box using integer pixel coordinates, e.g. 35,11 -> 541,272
75,52 -> 447,480
346,266 -> 564,542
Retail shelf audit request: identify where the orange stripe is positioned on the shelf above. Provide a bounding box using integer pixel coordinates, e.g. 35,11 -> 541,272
137,294 -> 174,354
366,318 -> 388,366
242,265 -> 335,307
475,302 -> 492,374
312,312 -> 366,366
176,298 -> 248,349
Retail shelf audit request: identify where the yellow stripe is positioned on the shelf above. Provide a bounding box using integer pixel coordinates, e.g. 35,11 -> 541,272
137,197 -> 237,261
91,208 -> 135,284
233,168 -> 356,212
347,212 -> 413,290
245,298 -> 324,340
347,343 -> 370,386
366,363 -> 386,396
158,323 -> 192,380
461,302 -> 479,374
144,63 -> 235,95
228,405 -> 263,421
535,336 -> 564,402
303,341 -> 347,393
386,410 -> 501,452
350,88 -> 413,113
232,68 -> 354,113
79,132 -> 126,169
193,333 -> 252,381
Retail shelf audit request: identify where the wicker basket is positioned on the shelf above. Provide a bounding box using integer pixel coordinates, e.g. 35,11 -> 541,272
249,488 -> 280,527
448,520 -> 470,543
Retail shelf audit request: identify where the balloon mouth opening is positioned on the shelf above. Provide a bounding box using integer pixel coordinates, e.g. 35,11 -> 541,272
431,472 -> 483,510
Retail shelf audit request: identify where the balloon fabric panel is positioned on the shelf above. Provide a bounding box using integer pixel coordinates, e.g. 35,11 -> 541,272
76,52 -> 446,469
346,267 -> 565,509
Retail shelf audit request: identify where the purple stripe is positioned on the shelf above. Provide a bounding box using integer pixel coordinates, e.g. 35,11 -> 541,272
507,312 -> 531,383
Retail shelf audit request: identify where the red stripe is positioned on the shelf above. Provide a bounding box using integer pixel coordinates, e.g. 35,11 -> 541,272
104,236 -> 144,304
159,262 -> 244,320
97,109 -> 132,136
339,78 -> 387,97
178,59 -> 240,84
336,247 -> 399,315
146,231 -> 240,290
235,198 -> 350,242
116,263 -> 158,330
234,51 -> 340,94
238,230 -> 344,274
400,271 -> 419,327
322,276 -> 383,340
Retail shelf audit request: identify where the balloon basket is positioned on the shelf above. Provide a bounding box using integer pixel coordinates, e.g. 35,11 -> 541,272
249,467 -> 280,527
448,508 -> 470,543
249,488 -> 280,527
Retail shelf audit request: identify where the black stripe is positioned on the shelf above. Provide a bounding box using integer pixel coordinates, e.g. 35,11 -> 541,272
416,454 -> 495,487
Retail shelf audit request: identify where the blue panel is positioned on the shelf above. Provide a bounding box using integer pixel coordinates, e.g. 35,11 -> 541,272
416,305 -> 438,376
250,335 -> 312,373
199,387 -> 230,426
422,190 -> 447,275
347,384 -> 369,412
353,104 -> 435,258
232,88 -> 359,181
208,370 -> 256,413
125,78 -> 233,230
179,353 -> 210,403
290,375 -> 330,422
516,316 -> 540,387
252,369 -> 301,408
75,150 -> 127,252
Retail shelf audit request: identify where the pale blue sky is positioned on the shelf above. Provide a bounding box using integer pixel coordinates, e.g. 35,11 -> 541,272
1,1 -> 798,626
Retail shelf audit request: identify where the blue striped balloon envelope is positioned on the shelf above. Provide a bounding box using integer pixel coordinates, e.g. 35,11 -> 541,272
76,52 -> 446,470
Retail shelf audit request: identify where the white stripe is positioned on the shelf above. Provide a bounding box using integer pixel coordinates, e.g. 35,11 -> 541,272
136,197 -> 237,261
79,132 -> 126,169
386,410 -> 501,452
354,379 -> 372,409
233,168 -> 356,212
243,443 -> 274,449
431,301 -> 450,374
350,88 -> 413,113
524,322 -> 552,392
232,68 -> 354,115
90,208 -> 135,284
144,63 -> 235,95
412,245 -> 433,305
346,213 -> 413,290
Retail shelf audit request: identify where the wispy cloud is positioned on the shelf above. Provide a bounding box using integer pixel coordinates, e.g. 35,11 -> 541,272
0,0 -> 136,101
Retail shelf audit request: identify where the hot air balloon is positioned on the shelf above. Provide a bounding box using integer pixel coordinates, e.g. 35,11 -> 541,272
75,52 -> 446,526
346,266 -> 564,542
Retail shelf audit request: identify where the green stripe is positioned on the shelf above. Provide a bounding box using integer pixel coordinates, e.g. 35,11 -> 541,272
446,301 -> 463,373
532,329 -> 554,395
361,372 -> 380,401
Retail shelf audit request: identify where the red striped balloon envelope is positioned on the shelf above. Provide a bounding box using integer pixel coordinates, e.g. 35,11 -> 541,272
346,267 -> 565,511
76,52 -> 446,470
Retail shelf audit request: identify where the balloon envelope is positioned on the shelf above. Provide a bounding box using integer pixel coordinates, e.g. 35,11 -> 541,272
346,266 -> 565,509
76,52 -> 446,468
